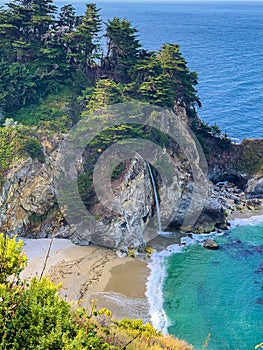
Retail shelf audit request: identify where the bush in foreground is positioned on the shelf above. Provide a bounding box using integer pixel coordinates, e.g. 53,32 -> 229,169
0,234 -> 193,350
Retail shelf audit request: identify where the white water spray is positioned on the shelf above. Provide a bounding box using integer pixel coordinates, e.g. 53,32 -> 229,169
147,162 -> 162,233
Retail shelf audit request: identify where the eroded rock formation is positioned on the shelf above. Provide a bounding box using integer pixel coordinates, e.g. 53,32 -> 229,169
0,122 -> 262,250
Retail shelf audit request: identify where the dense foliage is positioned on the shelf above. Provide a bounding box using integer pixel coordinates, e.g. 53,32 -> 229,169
0,0 -> 201,115
0,0 -> 220,183
0,122 -> 44,184
0,0 -> 235,228
0,234 -> 193,349
0,0 -> 216,198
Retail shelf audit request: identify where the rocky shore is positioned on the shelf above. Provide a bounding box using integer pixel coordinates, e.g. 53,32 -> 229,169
209,179 -> 263,223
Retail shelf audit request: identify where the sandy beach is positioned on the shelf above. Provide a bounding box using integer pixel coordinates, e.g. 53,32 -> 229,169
228,206 -> 263,220
19,208 -> 263,324
20,238 -> 150,321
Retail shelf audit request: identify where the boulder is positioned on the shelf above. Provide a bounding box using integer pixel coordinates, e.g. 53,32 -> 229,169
192,198 -> 226,233
203,239 -> 219,250
246,199 -> 262,210
245,176 -> 263,199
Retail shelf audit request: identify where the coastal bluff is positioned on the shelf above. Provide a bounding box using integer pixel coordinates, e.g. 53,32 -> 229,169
0,117 -> 262,250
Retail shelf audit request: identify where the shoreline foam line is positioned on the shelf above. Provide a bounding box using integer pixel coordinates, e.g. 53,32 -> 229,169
146,214 -> 263,336
146,250 -> 171,334
229,213 -> 263,228
145,230 -> 225,334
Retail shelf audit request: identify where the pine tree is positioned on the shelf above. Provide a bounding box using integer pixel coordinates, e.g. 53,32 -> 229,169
64,3 -> 101,74
31,0 -> 57,40
0,1 -> 33,62
58,4 -> 77,31
104,17 -> 141,82
158,43 -> 201,109
0,0 -> 57,63
83,79 -> 124,111
130,51 -> 161,85
138,75 -> 174,108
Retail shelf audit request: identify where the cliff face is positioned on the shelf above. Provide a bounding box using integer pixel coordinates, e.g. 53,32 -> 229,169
0,148 -> 227,248
0,153 -> 155,249
0,157 -> 56,237
64,157 -> 155,249
207,138 -> 263,187
0,118 -> 262,249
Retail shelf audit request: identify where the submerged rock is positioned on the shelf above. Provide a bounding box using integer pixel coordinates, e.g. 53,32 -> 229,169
203,239 -> 219,250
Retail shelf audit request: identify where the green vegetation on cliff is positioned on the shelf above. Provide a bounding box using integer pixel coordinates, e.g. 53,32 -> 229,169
0,123 -> 44,183
0,0 -> 235,186
0,234 -> 193,350
0,0 -> 200,115
0,0 -> 213,202
2,0 -> 261,237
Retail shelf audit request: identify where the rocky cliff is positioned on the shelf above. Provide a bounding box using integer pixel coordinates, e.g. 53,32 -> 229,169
0,119 -> 262,250
0,157 -> 56,237
207,137 -> 263,187
0,144 -> 228,248
0,149 -> 156,249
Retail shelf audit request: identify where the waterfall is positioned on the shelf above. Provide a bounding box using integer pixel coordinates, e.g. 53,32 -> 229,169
147,162 -> 162,233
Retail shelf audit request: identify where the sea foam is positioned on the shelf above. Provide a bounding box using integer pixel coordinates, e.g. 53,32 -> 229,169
146,233 -> 214,334
229,214 -> 263,228
146,215 -> 263,334
146,246 -> 181,334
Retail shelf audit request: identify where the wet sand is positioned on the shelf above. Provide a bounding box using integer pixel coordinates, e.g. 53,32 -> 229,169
104,260 -> 148,298
19,209 -> 263,322
20,238 -> 150,321
95,260 -> 150,321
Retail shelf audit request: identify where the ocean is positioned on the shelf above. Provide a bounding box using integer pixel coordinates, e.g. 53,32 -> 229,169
85,2 -> 263,348
147,217 -> 263,350
1,1 -> 262,348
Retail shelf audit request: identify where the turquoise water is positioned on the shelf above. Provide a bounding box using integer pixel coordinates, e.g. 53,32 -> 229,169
163,225 -> 263,350
1,1 -> 262,346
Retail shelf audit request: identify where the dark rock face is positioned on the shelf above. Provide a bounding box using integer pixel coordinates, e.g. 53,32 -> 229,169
245,177 -> 263,199
207,138 -> 263,189
203,239 -> 219,250
193,198 -> 226,233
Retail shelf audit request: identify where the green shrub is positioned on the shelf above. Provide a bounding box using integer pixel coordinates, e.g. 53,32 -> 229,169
0,126 -> 45,177
0,235 -> 114,350
0,234 -> 27,284
0,234 -> 193,350
22,137 -> 45,163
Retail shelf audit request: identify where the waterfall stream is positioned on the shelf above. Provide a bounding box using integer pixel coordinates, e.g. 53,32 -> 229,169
147,162 -> 162,233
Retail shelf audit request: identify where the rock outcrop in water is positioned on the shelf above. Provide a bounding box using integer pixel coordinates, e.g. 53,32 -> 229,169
203,239 -> 219,250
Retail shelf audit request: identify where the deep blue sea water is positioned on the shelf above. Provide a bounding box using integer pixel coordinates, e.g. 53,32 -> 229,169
55,2 -> 262,348
1,1 -> 262,348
